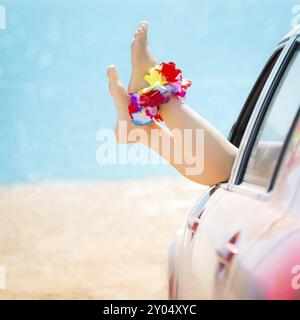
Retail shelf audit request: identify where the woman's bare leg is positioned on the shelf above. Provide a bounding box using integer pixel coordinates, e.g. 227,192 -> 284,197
108,66 -> 216,183
129,22 -> 238,184
108,22 -> 238,185
159,97 -> 238,185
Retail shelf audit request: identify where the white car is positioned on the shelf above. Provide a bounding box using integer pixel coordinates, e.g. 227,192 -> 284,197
168,25 -> 300,300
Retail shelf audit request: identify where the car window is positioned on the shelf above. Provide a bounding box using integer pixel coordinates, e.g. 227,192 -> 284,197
228,49 -> 282,148
242,46 -> 300,189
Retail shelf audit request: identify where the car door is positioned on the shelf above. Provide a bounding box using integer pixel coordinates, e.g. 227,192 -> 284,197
224,36 -> 300,299
228,116 -> 300,300
175,33 -> 300,300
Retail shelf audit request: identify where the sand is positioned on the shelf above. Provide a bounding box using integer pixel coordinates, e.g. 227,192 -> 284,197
0,177 -> 205,299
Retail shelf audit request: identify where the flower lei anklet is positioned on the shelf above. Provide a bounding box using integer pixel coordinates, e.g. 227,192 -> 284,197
128,62 -> 192,126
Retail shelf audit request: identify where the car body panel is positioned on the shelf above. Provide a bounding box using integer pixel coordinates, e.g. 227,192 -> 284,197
227,119 -> 300,299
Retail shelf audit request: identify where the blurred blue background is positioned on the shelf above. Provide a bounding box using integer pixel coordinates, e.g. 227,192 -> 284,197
0,0 -> 299,184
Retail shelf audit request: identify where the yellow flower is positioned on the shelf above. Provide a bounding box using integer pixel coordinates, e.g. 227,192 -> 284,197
144,67 -> 167,88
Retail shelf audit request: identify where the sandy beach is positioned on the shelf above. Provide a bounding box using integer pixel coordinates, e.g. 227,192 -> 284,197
0,177 -> 204,299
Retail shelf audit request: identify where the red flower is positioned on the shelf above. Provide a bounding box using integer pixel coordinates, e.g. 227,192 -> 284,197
161,62 -> 182,83
128,102 -> 140,117
140,90 -> 166,107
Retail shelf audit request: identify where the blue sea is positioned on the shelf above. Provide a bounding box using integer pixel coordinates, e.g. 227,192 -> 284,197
0,0 -> 298,184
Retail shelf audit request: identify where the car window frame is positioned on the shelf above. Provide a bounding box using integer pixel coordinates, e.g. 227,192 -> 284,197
268,106 -> 300,191
225,35 -> 300,200
228,48 -> 283,148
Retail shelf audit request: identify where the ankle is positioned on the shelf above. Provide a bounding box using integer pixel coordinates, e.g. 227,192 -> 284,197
159,96 -> 182,119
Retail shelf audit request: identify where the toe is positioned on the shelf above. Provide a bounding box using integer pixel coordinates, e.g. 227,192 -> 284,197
133,22 -> 149,44
139,22 -> 148,43
143,23 -> 148,40
138,27 -> 146,43
133,31 -> 138,42
107,65 -> 119,81
138,21 -> 149,29
131,32 -> 139,49
135,29 -> 142,41
140,26 -> 147,42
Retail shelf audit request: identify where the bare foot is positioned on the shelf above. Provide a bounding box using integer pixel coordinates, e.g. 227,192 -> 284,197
107,65 -> 134,143
107,65 -> 153,144
107,65 -> 130,121
128,22 -> 158,93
